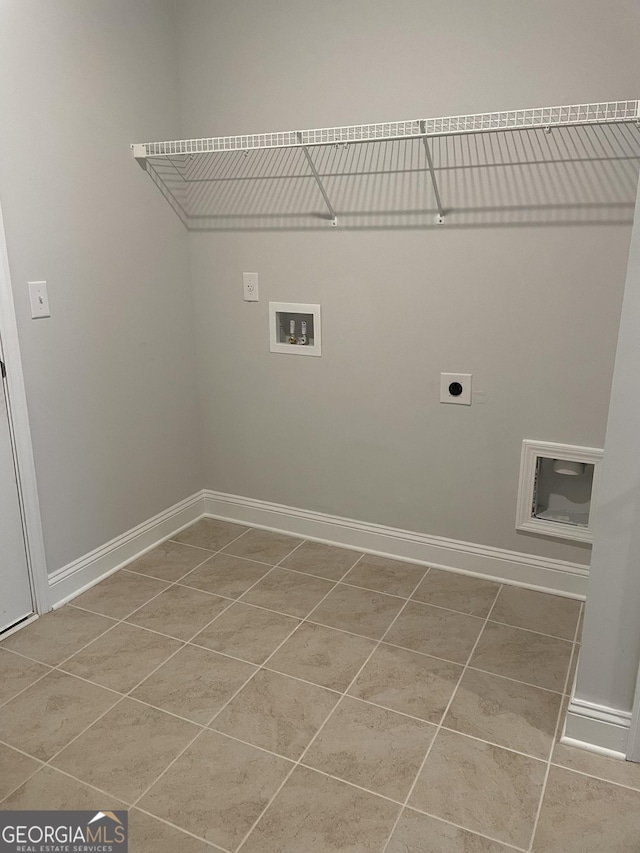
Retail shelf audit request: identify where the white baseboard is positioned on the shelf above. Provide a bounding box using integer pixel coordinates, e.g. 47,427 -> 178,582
203,490 -> 588,598
48,492 -> 206,607
562,697 -> 631,757
46,486 -> 589,611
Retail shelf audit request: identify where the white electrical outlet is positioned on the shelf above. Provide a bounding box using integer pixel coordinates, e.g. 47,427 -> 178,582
440,373 -> 472,405
243,272 -> 259,302
28,281 -> 50,318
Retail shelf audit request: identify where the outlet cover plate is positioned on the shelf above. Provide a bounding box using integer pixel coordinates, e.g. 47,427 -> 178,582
243,272 -> 259,301
440,373 -> 472,405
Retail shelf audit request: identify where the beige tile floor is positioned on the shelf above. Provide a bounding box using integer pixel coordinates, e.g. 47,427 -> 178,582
1,518 -> 640,851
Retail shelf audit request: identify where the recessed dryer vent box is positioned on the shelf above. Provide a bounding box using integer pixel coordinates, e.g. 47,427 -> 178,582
269,302 -> 321,356
516,440 -> 603,544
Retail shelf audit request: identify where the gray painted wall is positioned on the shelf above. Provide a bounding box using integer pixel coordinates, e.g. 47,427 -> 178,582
576,174 -> 640,715
0,0 -> 201,571
177,0 -> 639,563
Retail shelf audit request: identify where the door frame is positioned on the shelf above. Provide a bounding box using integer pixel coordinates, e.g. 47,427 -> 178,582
0,198 -> 49,617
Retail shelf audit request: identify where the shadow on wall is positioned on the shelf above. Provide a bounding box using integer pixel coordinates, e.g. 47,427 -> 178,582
142,123 -> 640,231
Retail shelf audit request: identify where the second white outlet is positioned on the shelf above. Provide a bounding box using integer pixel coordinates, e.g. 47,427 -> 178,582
243,272 -> 259,302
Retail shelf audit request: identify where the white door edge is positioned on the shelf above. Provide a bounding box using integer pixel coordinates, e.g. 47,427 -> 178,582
627,658 -> 640,762
0,197 -> 49,615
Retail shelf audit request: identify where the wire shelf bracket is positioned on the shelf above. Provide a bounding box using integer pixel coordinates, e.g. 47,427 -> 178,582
297,132 -> 338,226
420,120 -> 445,223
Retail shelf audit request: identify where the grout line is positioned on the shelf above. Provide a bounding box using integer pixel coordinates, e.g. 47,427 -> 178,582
380,583 -> 504,853
526,600 -> 585,851
0,617 -> 126,710
294,764 -> 407,808
14,543 -> 269,788
0,536 -> 315,803
133,805 -> 231,851
436,726 -> 549,763
337,581 -> 418,602
126,537 -> 321,810
41,695 -> 128,772
65,527 -> 272,654
42,544 -> 311,776
0,765 -> 44,807
0,664 -> 54,710
168,523 -> 253,553
233,563 -> 430,853
53,622 -> 134,668
192,728 -> 298,766
37,763 -> 135,806
205,549 -> 366,733
263,563 -> 363,583
137,577 -> 239,602
464,664 -> 568,696
166,539 -> 219,553
405,804 -> 528,852
0,758 -> 135,810
2,612 -> 120,669
545,761 -> 640,794
0,644 -> 60,668
484,618 -> 577,644
0,583 -> 573,784
0,740 -> 44,805
179,541 -> 313,643
0,524 -> 589,849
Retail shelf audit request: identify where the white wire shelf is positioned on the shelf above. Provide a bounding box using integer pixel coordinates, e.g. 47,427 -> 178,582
133,101 -> 639,158
131,100 -> 640,229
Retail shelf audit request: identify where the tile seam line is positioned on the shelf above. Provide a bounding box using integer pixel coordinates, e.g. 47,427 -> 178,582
71,537 -> 239,625
4,564 -> 576,772
1,536 -> 359,768
166,538 -> 220,553
0,669 -> 559,775
0,617 -> 128,710
133,805 -> 230,851
0,753 -> 43,806
484,617 -> 577,643
0,666 -> 574,808
0,761 -> 134,810
127,537 -> 350,811
57,619 -> 187,662
526,601 -> 585,851
403,804 -> 528,852
38,695 -> 129,779
25,536 -> 305,793
435,726 -> 551,763
203,546 -> 365,729
68,594 -> 578,646
118,537 -> 315,742
0,752 -> 226,853
233,563 -> 430,853
0,582 -> 584,846
0,666 -> 54,710
68,524 -> 283,646
1,601 -> 571,717
380,583 -> 505,853
7,548 -> 575,658
1,612 -> 120,670
546,760 -> 640,794
1,528 -> 583,838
